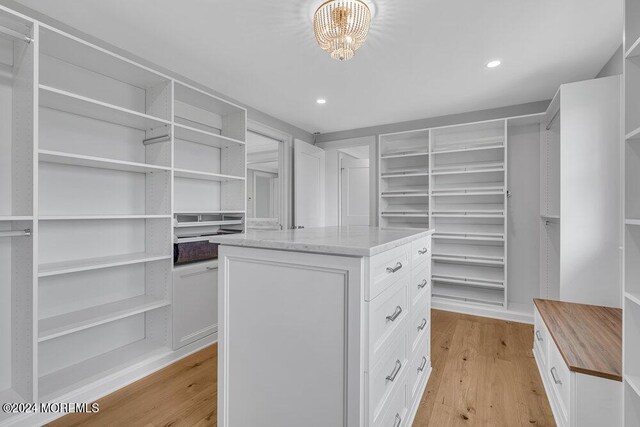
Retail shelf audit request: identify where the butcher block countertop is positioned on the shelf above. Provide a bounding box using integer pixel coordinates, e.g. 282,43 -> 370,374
534,298 -> 622,382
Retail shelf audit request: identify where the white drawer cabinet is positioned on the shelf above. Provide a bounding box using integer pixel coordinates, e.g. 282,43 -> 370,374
532,302 -> 622,427
172,260 -> 218,349
215,229 -> 433,427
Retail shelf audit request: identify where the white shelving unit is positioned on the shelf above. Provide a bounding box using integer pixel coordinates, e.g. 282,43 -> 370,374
0,6 -> 247,422
625,0 -> 640,422
0,7 -> 35,421
378,129 -> 429,230
539,76 -> 621,308
430,120 -> 508,309
379,116 -> 545,320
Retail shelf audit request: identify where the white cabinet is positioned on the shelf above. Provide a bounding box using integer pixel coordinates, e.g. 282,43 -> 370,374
216,230 -> 432,427
540,76 -> 621,307
533,303 -> 622,427
172,260 -> 218,349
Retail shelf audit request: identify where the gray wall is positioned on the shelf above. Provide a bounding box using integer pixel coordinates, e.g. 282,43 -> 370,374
0,0 -> 315,144
596,44 -> 623,78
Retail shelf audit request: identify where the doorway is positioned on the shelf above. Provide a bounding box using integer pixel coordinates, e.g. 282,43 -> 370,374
338,146 -> 370,226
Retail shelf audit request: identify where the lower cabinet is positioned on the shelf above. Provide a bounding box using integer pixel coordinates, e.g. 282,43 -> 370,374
533,305 -> 622,427
172,260 -> 219,349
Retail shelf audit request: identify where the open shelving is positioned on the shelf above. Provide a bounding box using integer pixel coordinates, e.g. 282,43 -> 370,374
430,120 -> 507,309
0,6 -> 249,420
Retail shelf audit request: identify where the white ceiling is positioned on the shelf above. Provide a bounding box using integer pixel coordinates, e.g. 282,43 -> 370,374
14,0 -> 622,134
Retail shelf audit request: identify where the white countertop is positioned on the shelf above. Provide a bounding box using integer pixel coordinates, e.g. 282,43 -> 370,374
209,226 -> 434,256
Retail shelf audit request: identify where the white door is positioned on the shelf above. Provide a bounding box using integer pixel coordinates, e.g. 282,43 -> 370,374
294,139 -> 325,228
341,158 -> 370,226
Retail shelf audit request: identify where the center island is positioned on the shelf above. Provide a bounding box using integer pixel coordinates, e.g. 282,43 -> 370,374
210,226 -> 434,427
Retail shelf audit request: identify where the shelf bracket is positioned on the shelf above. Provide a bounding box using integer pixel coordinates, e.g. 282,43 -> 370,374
142,134 -> 171,145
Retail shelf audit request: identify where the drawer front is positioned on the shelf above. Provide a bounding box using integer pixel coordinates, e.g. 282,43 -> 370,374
172,261 -> 218,349
409,291 -> 430,356
369,278 -> 409,363
548,340 -> 571,424
411,237 -> 431,267
408,331 -> 430,404
410,262 -> 430,308
369,244 -> 410,300
533,307 -> 549,366
370,333 -> 408,425
375,376 -> 408,427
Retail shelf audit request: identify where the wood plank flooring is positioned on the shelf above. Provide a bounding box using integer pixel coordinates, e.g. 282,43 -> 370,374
49,309 -> 555,426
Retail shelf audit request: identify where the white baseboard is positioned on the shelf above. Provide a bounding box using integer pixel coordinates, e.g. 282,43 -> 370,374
5,334 -> 217,427
432,299 -> 534,324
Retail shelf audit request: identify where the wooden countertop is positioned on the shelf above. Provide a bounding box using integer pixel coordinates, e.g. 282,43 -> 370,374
533,298 -> 622,382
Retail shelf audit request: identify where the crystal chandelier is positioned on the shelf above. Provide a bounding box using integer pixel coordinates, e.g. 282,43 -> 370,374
313,0 -> 372,61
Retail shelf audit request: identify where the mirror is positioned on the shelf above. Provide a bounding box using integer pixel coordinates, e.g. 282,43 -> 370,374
247,129 -> 281,224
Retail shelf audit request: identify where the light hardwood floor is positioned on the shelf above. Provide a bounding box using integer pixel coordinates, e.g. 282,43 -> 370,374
49,309 -> 555,426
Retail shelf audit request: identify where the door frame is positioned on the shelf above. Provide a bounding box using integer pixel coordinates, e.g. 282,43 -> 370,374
338,150 -> 371,226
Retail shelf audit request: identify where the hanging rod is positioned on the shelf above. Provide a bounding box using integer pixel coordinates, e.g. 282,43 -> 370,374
0,228 -> 31,238
142,134 -> 171,145
0,25 -> 33,44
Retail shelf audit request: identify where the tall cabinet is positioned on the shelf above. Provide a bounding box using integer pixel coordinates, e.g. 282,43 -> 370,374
624,0 -> 640,422
0,5 -> 246,425
539,76 -> 621,308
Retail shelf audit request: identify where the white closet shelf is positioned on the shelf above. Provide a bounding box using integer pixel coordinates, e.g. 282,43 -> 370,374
39,252 -> 171,277
432,243 -> 505,266
39,339 -> 171,402
431,161 -> 504,175
39,85 -> 171,131
381,212 -> 429,218
0,216 -> 32,221
626,35 -> 640,59
381,172 -> 429,179
541,214 -> 560,224
174,123 -> 245,148
432,206 -> 504,218
174,168 -> 245,182
626,219 -> 640,226
431,182 -> 505,196
381,192 -> 428,198
39,295 -> 170,342
175,220 -> 243,228
432,224 -> 504,242
432,262 -> 504,285
174,210 -> 245,215
432,284 -> 504,307
626,291 -> 640,308
380,151 -> 429,159
39,150 -> 171,174
431,139 -> 504,155
626,125 -> 640,141
627,375 -> 640,399
39,215 -> 171,220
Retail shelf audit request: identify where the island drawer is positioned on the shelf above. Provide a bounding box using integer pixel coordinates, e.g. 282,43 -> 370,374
367,277 -> 409,364
408,331 -> 430,405
411,236 -> 431,267
409,290 -> 430,356
369,332 -> 408,426
410,262 -> 430,307
368,243 -> 410,301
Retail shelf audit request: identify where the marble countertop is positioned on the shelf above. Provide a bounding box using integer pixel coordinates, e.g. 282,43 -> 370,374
209,226 -> 434,257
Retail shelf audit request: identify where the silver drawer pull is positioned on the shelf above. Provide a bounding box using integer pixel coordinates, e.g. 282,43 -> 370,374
418,279 -> 428,289
418,356 -> 427,372
386,262 -> 403,273
393,413 -> 402,427
386,360 -> 402,382
418,318 -> 427,331
386,306 -> 402,322
206,266 -> 217,271
550,367 -> 562,385
535,330 -> 543,342
418,247 -> 428,255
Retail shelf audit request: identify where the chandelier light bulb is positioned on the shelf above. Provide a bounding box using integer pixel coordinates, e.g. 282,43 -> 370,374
313,0 -> 372,61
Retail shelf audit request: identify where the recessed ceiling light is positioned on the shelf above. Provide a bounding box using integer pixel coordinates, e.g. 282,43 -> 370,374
486,59 -> 501,68
316,98 -> 327,105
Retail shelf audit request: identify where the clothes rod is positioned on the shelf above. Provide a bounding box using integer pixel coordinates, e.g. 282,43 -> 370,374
0,25 -> 33,44
0,228 -> 31,238
142,134 -> 171,145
